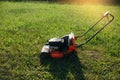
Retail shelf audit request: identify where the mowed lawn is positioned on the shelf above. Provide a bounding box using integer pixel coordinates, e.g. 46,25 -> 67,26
0,2 -> 120,80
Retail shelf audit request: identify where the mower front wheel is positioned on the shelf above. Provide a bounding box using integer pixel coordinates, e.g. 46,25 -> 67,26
40,52 -> 50,59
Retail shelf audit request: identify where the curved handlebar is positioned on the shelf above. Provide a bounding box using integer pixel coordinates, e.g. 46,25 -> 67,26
76,12 -> 114,48
103,11 -> 114,21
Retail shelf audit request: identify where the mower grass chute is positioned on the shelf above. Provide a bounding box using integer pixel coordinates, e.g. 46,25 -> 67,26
40,12 -> 114,59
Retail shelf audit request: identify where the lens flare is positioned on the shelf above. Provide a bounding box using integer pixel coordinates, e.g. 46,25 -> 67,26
64,0 -> 109,5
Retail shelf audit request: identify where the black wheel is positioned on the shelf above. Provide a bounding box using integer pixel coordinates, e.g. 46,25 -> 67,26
40,52 -> 50,59
69,51 -> 77,58
64,51 -> 77,59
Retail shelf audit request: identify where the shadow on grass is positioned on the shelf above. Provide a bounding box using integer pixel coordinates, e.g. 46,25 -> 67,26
39,52 -> 85,80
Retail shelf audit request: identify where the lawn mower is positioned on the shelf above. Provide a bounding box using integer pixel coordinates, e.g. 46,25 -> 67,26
40,12 -> 114,58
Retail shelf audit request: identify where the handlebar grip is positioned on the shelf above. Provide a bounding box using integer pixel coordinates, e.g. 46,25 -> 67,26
104,11 -> 109,17
103,11 -> 114,21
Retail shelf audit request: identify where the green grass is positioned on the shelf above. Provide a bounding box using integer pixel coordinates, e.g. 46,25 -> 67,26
0,1 -> 120,80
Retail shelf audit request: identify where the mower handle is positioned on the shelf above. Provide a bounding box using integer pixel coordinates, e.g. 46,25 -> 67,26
76,12 -> 114,47
104,11 -> 109,17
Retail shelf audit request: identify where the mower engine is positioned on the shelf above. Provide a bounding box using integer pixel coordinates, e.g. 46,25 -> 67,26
40,32 -> 76,58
